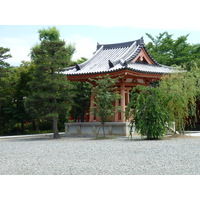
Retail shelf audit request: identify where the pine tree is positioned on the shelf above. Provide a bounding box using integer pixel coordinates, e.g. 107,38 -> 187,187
26,27 -> 75,138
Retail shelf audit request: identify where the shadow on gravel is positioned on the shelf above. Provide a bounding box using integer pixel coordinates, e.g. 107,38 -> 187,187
2,134 -> 198,143
124,138 -> 163,142
164,135 -> 199,140
4,137 -> 57,143
3,135 -> 94,142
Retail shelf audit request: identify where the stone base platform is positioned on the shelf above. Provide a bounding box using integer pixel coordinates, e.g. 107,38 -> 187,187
65,122 -> 132,137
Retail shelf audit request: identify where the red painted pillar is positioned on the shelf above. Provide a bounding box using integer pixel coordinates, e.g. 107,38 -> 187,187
115,96 -> 120,122
85,109 -> 89,122
89,92 -> 95,122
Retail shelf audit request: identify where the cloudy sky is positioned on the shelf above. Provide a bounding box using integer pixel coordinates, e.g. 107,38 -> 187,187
1,0 -> 200,66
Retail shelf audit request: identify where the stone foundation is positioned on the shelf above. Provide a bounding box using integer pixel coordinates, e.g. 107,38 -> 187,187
65,122 -> 132,137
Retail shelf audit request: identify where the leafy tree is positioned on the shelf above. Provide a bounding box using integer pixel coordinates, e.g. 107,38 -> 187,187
182,59 -> 200,71
0,47 -> 12,110
26,27 -> 75,139
11,61 -> 36,133
0,47 -> 12,135
69,57 -> 91,122
0,69 -> 14,135
0,61 -> 38,135
126,71 -> 198,139
143,32 -> 200,136
70,81 -> 91,122
173,59 -> 200,129
126,85 -> 171,139
0,47 -> 12,67
159,72 -> 197,132
146,32 -> 200,66
89,74 -> 121,137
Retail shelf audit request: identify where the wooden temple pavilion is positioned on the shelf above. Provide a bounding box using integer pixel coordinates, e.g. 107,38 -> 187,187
64,37 -> 176,123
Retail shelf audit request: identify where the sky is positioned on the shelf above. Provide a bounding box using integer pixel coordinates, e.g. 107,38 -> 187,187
1,0 -> 200,66
1,25 -> 200,67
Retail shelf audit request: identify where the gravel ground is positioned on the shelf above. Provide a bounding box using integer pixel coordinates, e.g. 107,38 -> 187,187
1,135 -> 200,175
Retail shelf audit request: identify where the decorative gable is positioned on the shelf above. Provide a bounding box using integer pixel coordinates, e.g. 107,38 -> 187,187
131,48 -> 156,65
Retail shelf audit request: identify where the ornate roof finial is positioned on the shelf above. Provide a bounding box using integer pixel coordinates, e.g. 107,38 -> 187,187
96,42 -> 102,50
140,37 -> 144,44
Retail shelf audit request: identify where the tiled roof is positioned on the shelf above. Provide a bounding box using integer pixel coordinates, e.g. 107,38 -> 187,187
64,38 -> 177,76
65,63 -> 176,75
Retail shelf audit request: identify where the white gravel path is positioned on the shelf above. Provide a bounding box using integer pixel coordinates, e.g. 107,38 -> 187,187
1,135 -> 200,175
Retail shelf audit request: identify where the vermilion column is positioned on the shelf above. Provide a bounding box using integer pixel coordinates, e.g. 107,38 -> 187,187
115,97 -> 119,122
126,88 -> 131,106
89,92 -> 95,122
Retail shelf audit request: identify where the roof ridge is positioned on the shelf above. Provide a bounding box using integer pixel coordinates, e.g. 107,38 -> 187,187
129,62 -> 163,67
115,37 -> 145,64
112,41 -> 137,65
97,39 -> 141,50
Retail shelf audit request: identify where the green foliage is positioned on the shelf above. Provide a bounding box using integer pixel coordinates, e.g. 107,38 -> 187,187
70,81 -> 91,122
10,62 -> 35,133
146,32 -> 200,66
182,59 -> 200,71
38,26 -> 60,41
126,32 -> 200,139
126,86 -> 171,139
68,57 -> 91,122
26,27 -> 75,138
0,47 -> 12,67
0,47 -> 12,135
159,72 -> 197,132
126,70 -> 199,139
0,47 -> 12,105
0,61 -> 39,135
90,75 -> 122,137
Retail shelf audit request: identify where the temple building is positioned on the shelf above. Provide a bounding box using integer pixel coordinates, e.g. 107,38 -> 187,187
64,37 -> 177,125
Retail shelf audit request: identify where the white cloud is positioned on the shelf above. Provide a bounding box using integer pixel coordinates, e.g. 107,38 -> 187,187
0,34 -> 97,66
66,35 -> 97,61
0,37 -> 33,66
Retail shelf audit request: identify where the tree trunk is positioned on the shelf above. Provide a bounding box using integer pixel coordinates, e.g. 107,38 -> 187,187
21,120 -> 24,134
32,119 -> 36,131
53,116 -> 60,139
80,109 -> 85,122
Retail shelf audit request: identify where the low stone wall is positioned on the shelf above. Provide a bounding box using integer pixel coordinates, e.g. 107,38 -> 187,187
65,122 -> 132,137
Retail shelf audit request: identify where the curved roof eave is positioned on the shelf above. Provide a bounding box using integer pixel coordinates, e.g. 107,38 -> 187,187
66,66 -> 175,76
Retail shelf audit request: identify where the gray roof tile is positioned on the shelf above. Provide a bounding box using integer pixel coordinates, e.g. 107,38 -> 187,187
64,38 -> 178,76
